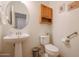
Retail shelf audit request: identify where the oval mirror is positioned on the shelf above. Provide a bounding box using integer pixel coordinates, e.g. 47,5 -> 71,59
6,1 -> 29,29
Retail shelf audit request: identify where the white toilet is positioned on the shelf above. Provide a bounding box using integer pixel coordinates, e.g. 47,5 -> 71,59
40,35 -> 59,57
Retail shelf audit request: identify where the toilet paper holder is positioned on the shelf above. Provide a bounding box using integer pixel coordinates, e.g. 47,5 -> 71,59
62,32 -> 78,47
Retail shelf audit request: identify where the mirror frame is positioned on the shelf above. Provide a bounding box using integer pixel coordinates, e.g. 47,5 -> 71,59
5,1 -> 29,30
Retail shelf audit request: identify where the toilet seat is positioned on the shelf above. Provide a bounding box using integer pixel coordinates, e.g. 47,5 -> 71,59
45,44 -> 59,52
44,44 -> 59,56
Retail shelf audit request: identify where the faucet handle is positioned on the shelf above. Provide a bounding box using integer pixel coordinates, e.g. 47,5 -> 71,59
16,31 -> 21,35
19,32 -> 21,35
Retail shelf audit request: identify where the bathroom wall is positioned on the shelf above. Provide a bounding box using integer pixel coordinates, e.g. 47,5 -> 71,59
1,1 -> 79,57
22,1 -> 52,56
50,1 -> 79,57
0,1 -> 52,56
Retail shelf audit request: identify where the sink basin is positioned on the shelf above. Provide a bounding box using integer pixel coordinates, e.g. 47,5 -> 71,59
3,33 -> 30,43
18,33 -> 30,39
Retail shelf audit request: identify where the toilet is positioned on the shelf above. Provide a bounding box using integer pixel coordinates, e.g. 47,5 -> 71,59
40,35 -> 59,57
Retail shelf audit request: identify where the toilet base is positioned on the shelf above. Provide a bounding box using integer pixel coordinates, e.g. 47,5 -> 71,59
43,53 -> 59,57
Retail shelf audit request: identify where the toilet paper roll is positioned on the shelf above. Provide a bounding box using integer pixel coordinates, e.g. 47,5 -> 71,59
62,37 -> 70,45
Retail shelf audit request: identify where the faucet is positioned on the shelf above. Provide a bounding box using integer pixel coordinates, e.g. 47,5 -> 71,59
16,31 -> 21,35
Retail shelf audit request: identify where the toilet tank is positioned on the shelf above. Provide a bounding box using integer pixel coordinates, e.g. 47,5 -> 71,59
40,35 -> 50,45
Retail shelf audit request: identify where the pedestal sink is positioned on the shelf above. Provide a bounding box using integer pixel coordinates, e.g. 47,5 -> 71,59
3,32 -> 30,57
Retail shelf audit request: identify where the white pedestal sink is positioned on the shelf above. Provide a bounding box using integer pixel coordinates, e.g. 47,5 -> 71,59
15,42 -> 22,57
3,33 -> 30,57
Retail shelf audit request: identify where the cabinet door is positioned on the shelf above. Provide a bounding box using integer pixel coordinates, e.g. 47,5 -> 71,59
47,7 -> 52,19
41,4 -> 52,19
41,4 -> 46,18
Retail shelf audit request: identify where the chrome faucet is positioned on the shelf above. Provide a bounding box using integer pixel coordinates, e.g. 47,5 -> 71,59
16,31 -> 21,35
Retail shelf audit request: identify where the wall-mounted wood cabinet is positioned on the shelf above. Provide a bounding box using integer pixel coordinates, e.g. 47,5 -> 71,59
41,4 -> 52,24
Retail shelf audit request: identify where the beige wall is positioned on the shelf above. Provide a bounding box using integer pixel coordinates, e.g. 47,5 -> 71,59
2,1 -> 79,57
50,1 -> 79,57
0,1 -> 52,56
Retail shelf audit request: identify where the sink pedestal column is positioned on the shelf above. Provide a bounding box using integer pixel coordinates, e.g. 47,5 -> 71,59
15,42 -> 22,57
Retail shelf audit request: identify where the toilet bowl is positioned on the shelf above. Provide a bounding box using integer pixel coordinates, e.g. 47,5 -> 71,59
45,44 -> 59,57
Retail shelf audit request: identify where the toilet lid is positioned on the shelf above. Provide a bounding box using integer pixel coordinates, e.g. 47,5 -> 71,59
45,44 -> 59,52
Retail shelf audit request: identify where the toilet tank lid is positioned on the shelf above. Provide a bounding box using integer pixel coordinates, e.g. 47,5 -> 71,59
45,44 -> 59,52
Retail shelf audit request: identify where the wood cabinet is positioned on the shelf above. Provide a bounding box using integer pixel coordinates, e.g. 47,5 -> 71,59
41,4 -> 52,24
